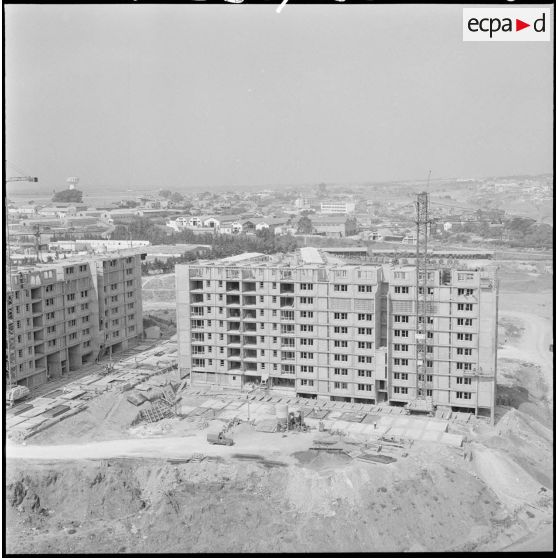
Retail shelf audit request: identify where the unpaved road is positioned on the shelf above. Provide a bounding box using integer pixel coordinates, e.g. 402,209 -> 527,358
6,429 -> 312,463
498,310 -> 553,403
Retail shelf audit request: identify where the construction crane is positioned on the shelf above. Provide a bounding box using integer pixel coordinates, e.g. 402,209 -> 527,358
413,172 -> 435,412
5,174 -> 39,401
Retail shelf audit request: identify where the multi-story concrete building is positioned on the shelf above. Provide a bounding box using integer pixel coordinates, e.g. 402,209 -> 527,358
176,249 -> 498,419
320,201 -> 356,214
7,250 -> 146,389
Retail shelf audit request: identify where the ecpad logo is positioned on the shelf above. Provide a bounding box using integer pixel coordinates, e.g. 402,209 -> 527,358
463,8 -> 550,41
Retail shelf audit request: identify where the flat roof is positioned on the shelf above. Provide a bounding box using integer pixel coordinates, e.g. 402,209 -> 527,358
300,247 -> 324,264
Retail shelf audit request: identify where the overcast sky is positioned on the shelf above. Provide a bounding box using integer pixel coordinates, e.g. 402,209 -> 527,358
5,4 -> 553,191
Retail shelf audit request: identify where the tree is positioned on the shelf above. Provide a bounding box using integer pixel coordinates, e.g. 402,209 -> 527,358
170,192 -> 184,203
52,189 -> 83,203
159,189 -> 172,199
297,215 -> 313,234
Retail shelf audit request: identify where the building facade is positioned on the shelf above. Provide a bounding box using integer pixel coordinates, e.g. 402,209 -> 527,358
7,250 -> 146,389
320,202 -> 356,214
176,250 -> 498,418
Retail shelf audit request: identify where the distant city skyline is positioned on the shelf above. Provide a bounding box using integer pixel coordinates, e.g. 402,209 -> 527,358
6,4 -> 553,191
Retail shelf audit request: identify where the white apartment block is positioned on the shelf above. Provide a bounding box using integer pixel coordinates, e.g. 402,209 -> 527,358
320,201 -> 356,214
176,249 -> 498,418
7,250 -> 146,389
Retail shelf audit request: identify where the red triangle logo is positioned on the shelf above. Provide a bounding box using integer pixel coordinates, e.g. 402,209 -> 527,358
516,19 -> 530,32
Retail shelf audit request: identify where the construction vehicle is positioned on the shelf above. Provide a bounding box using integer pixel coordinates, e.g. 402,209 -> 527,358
6,385 -> 30,408
206,431 -> 234,446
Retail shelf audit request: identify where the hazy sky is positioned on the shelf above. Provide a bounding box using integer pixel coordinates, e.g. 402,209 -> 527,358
5,4 -> 554,191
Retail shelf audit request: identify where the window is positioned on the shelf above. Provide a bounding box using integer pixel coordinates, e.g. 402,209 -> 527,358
393,373 -> 409,380
456,377 -> 472,385
358,384 -> 373,392
358,341 -> 373,349
45,285 -> 54,293
300,297 -> 314,304
457,303 -> 473,311
218,281 -> 223,287
80,290 -> 89,298
334,340 -> 348,347
69,332 -> 77,340
457,333 -> 473,341
300,365 -> 314,373
45,298 -> 54,307
394,271 -> 406,279
357,370 -> 372,378
300,324 -> 314,332
394,358 -> 409,366
66,266 -> 75,274
457,348 -> 473,355
259,309 -> 264,316
334,382 -> 348,389
394,330 -> 409,337
272,296 -> 277,303
300,379 -> 314,386
79,264 -> 87,272
426,375 -> 433,382
67,306 -> 76,314
358,327 -> 373,335
334,326 -> 348,334
457,318 -> 473,326
394,286 -> 409,294
300,352 -> 314,359
357,313 -> 373,321
456,391 -> 472,399
260,322 -> 265,329
259,296 -> 264,302
394,315 -> 409,323
456,362 -> 473,370
300,311 -> 314,318
334,312 -> 347,320
273,337 -> 278,343
260,336 -> 265,342
457,273 -> 474,281
273,350 -> 278,357
334,284 -> 348,292
393,344 -> 409,351
272,282 -> 277,289
393,386 -> 408,394
358,355 -> 372,363
300,283 -> 313,290
358,285 -> 373,293
300,338 -> 314,345
458,288 -> 474,296
334,354 -> 348,361
260,363 -> 265,369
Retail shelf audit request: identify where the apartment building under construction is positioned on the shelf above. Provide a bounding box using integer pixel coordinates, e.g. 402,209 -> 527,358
176,248 -> 498,418
6,250 -> 146,389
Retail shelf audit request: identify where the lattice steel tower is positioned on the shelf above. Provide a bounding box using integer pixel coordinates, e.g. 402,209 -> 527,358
414,181 -> 431,401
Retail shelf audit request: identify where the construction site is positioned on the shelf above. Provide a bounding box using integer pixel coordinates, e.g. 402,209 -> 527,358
5,195 -> 554,553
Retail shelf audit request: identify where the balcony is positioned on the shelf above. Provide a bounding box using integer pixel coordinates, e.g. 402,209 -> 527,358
226,295 -> 240,306
280,325 -> 295,335
280,282 -> 295,294
227,334 -> 242,346
227,308 -> 241,319
281,351 -> 295,361
190,280 -> 204,291
242,282 -> 256,293
280,310 -> 295,321
243,309 -> 257,320
243,336 -> 257,346
243,296 -> 257,306
226,281 -> 240,292
228,361 -> 242,371
191,294 -> 204,304
243,349 -> 258,360
191,308 -> 204,317
228,348 -> 241,359
244,362 -> 258,372
280,297 -> 294,308
243,322 -> 257,333
227,321 -> 241,332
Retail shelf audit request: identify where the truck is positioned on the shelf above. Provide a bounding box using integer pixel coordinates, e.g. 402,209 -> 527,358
206,431 -> 234,446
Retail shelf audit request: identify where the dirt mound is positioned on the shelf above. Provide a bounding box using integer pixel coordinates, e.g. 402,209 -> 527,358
31,392 -> 145,445
6,452 -> 553,554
